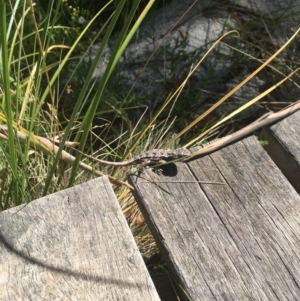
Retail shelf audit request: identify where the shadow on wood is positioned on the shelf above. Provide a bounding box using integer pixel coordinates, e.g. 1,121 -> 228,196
0,177 -> 160,301
129,135 -> 300,301
261,110 -> 300,193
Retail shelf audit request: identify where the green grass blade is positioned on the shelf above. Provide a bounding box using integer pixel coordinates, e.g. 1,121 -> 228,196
42,1 -> 114,193
0,0 -> 19,202
66,0 -> 154,186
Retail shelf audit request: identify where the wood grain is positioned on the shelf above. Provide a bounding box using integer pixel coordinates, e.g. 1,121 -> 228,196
0,177 -> 160,301
129,136 -> 300,301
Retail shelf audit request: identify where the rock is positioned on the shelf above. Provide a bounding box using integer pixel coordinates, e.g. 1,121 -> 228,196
79,0 -> 300,116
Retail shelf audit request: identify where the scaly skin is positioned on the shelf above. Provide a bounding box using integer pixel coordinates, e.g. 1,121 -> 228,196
74,148 -> 191,166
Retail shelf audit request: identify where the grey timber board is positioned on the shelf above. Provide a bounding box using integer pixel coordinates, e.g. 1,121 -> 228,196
0,176 -> 160,301
261,110 -> 300,193
128,136 -> 300,301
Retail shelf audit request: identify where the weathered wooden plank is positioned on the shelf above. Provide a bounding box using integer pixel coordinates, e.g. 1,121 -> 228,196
0,176 -> 160,301
261,110 -> 300,193
129,136 -> 300,301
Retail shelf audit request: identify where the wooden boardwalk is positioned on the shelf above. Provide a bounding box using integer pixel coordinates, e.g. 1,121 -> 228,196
1,110 -> 300,300
0,177 -> 160,301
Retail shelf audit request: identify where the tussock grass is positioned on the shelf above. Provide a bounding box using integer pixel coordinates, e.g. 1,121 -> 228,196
1,1 -> 299,298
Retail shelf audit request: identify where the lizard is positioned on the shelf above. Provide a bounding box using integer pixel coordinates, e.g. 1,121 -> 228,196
74,148 -> 191,167
74,99 -> 300,166
0,99 -> 299,187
